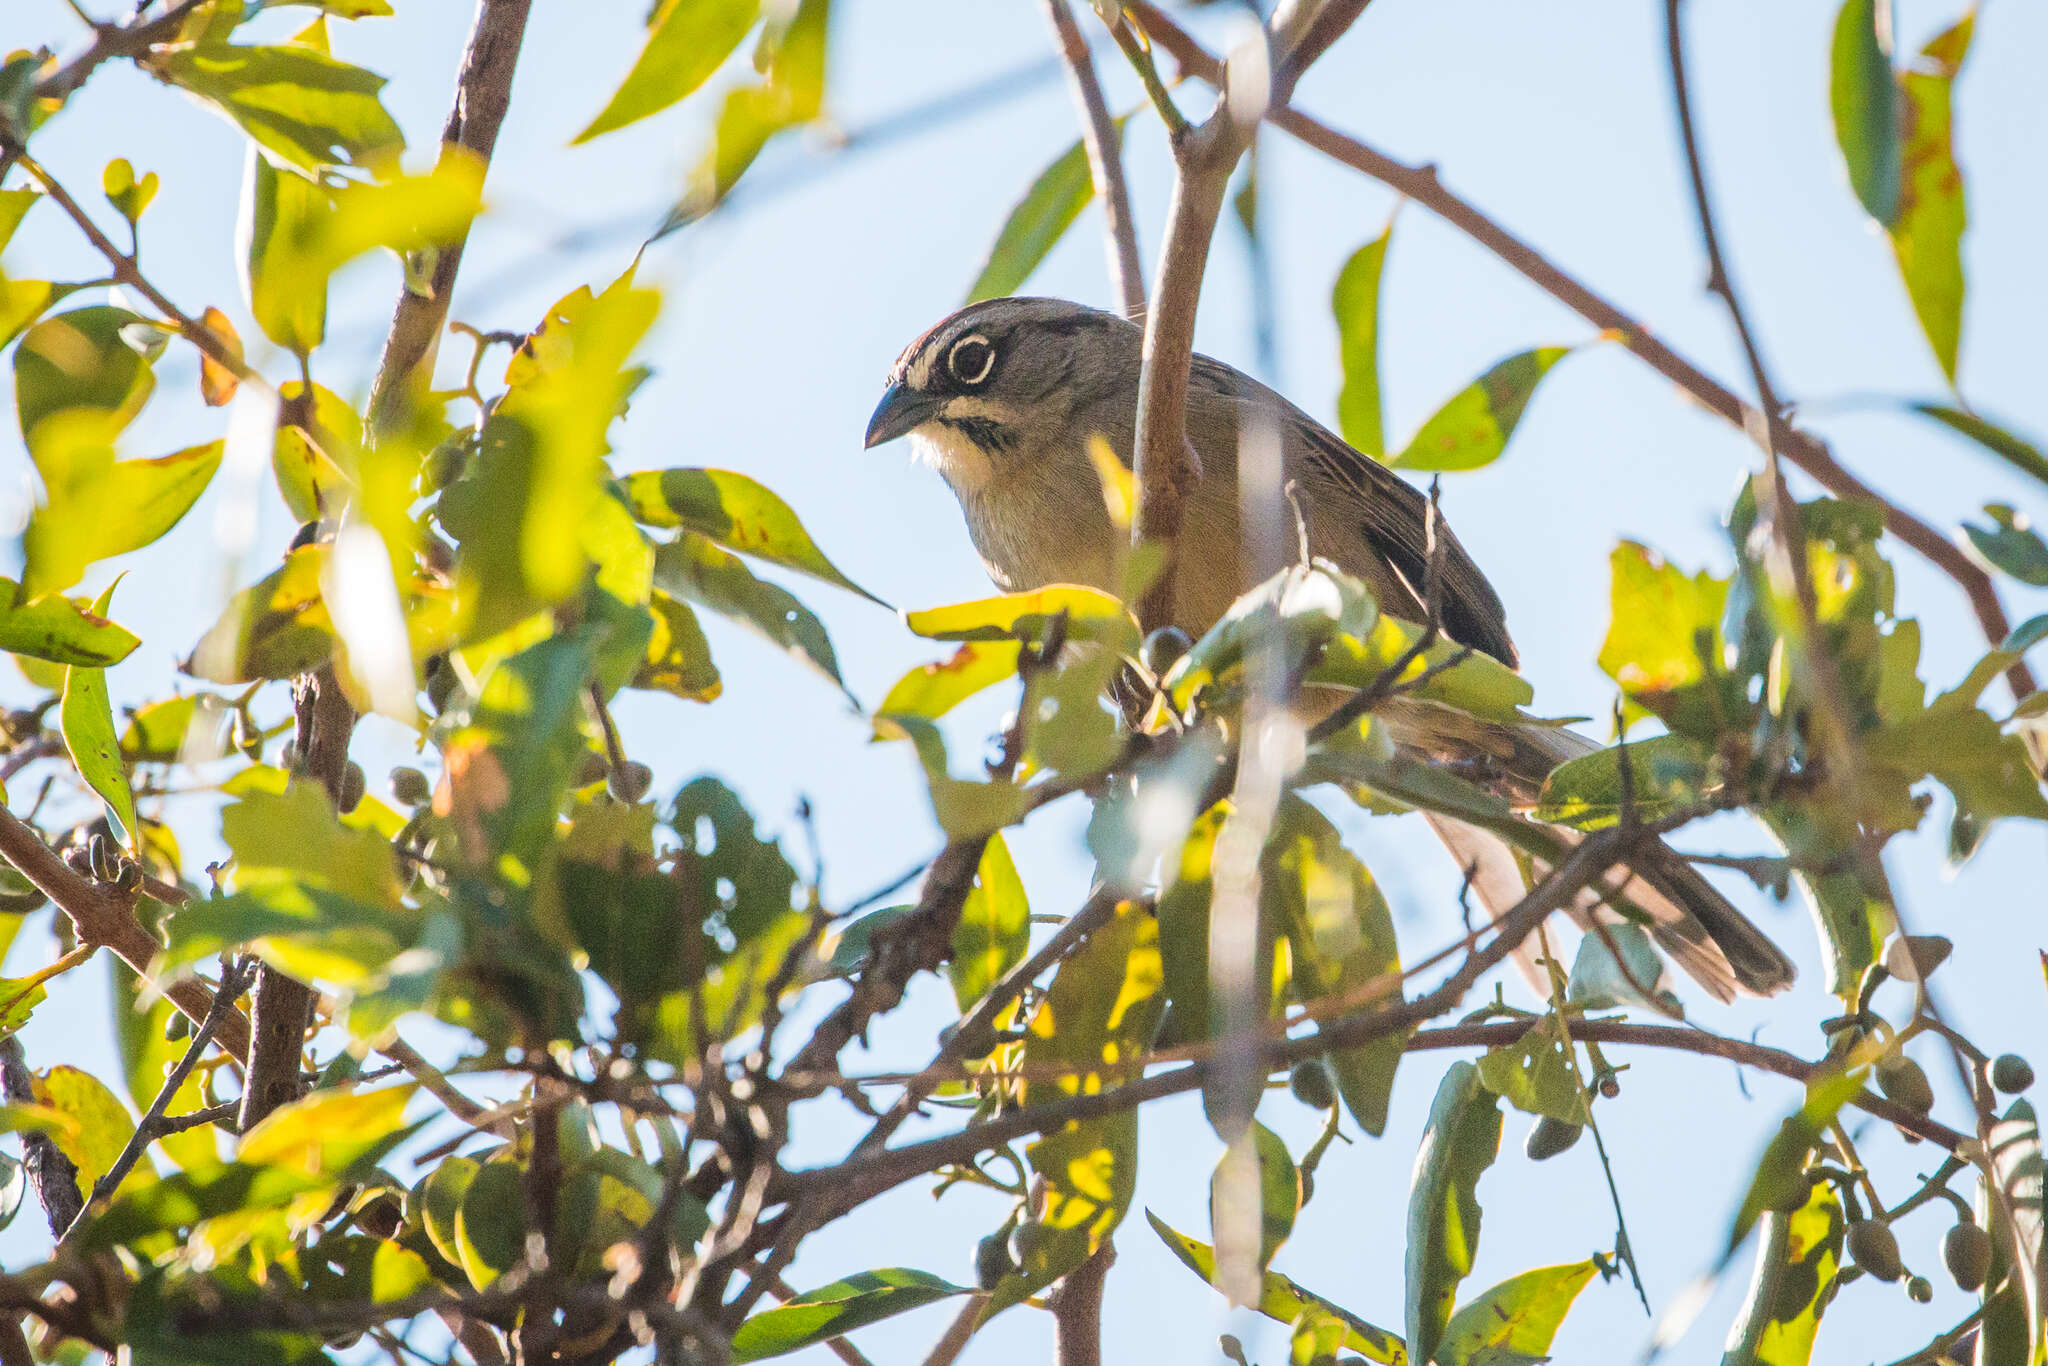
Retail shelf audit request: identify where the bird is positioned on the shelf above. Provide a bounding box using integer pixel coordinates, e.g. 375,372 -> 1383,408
864,296 -> 1795,1002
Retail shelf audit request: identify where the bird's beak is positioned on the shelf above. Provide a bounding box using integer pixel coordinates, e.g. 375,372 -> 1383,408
864,383 -> 938,449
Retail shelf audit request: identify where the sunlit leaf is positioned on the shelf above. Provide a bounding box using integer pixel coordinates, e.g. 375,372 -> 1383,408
731,1269 -> 970,1362
1404,1061 -> 1502,1366
1890,12 -> 1973,384
62,580 -> 137,840
575,0 -> 760,143
0,279 -> 85,351
272,381 -> 358,521
1332,220 -> 1392,456
152,40 -> 405,176
454,1157 -> 522,1289
1722,1180 -> 1845,1366
1165,562 -> 1377,712
1474,1013 -> 1590,1126
0,577 -> 139,667
621,467 -> 883,604
633,590 -> 721,701
185,545 -> 336,683
886,715 -> 1030,839
985,900 -> 1164,1316
1598,540 -> 1743,738
0,188 -> 40,252
1724,1070 -> 1860,1259
948,832 -> 1028,1014
240,146 -> 330,354
1438,1261 -> 1595,1366
679,0 -> 827,218
24,436 -> 223,596
654,531 -> 845,689
1310,611 -> 1534,724
34,1065 -> 138,1198
873,641 -> 1021,737
1828,0 -> 1899,224
1531,733 -> 1712,832
1390,347 -> 1570,472
1268,796 -> 1403,1137
14,306 -> 155,453
966,125 -> 1122,304
1147,1213 -> 1407,1364
907,584 -> 1135,649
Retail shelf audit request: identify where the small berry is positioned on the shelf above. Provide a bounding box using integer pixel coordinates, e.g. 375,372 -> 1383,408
1847,1219 -> 1904,1282
1992,1054 -> 2034,1093
1287,1060 -> 1336,1110
1524,1117 -> 1583,1161
608,761 -> 653,804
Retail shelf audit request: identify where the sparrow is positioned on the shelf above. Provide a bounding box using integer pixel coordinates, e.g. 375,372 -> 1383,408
866,296 -> 1794,1001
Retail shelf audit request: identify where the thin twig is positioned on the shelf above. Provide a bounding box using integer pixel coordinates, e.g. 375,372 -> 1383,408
920,1297 -> 984,1366
1124,1 -> 2034,701
1043,0 -> 1145,322
31,0 -> 210,106
63,957 -> 254,1244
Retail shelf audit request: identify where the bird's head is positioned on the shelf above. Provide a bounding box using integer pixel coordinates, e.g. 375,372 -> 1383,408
863,297 -> 1134,493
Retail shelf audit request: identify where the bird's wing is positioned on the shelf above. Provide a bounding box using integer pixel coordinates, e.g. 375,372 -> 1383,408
1188,355 -> 1517,667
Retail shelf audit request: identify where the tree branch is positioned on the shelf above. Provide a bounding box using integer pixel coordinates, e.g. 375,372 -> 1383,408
0,804 -> 249,1060
1124,1 -> 2035,700
1048,1240 -> 1113,1366
365,0 -> 533,436
29,0 -> 211,108
1042,0 -> 1145,322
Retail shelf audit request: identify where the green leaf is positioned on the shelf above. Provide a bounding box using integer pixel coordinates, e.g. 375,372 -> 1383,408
1310,612 -> 1535,724
1147,1212 -> 1407,1364
887,715 -> 1030,839
986,900 -> 1164,1316
416,1156 -> 478,1270
1530,733 -> 1712,832
1724,1069 -> 1860,1259
1598,541 -> 1742,738
184,545 -> 336,684
0,280 -> 85,351
240,147 -> 330,354
1404,1061 -> 1502,1366
101,157 -> 159,226
967,125 -> 1122,304
1438,1261 -> 1596,1366
84,1084 -> 417,1249
873,641 -> 1021,737
654,531 -> 845,688
1964,505 -> 2048,586
33,1065 -> 135,1197
1829,0 -> 1900,224
1566,922 -> 1681,1015
1332,220 -> 1393,456
0,577 -> 139,667
575,0 -> 760,143
678,0 -> 828,218
730,1269 -> 969,1362
1722,1180 -> 1845,1366
1210,1122 -> 1299,1280
24,438 -> 224,596
1908,402 -> 2048,491
223,779 -> 402,907
0,188 -> 40,252
1268,796 -> 1403,1137
1981,1099 -> 2046,1366
632,590 -> 721,701
152,41 -> 404,176
273,381 -> 358,521
1890,13 -> 1973,384
948,832 -> 1028,1014
1390,348 -> 1570,472
621,467 -> 884,604
14,306 -> 156,453
454,1158 -> 523,1289
1474,1013 -> 1590,1127
62,581 -> 136,840
906,584 -> 1136,649
1165,562 -> 1378,713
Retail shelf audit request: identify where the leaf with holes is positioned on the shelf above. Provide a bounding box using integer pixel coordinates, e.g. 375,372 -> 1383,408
1474,1014 -> 1590,1126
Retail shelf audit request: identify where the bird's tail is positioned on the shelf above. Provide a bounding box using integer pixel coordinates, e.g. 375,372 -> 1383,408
1421,812 -> 1795,1002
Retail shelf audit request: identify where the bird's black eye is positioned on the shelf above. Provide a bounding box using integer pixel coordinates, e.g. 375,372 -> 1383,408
948,334 -> 996,386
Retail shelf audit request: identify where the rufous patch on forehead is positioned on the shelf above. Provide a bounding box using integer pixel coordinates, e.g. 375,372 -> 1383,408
891,317 -> 952,385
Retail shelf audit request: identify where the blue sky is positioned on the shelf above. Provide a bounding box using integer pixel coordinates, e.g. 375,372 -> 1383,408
6,1 -> 2048,1362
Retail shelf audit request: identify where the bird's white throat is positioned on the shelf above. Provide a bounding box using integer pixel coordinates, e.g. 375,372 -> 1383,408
906,422 -> 995,495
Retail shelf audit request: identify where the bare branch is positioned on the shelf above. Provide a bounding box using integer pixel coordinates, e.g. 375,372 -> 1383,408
1042,0 -> 1145,321
29,0 -> 210,106
1125,1 -> 2036,701
1049,1241 -> 1114,1366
